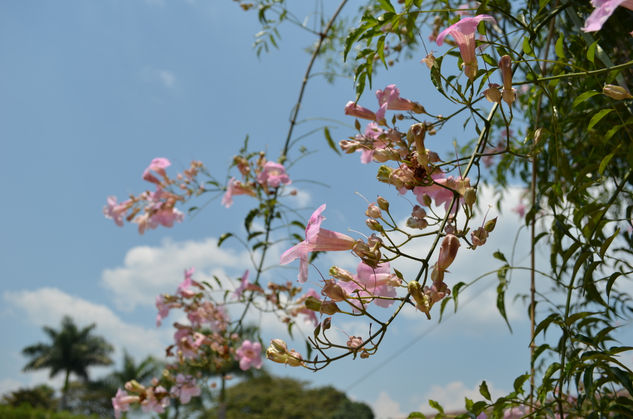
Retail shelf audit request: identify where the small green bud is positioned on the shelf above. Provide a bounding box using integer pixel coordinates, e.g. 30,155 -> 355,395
484,217 -> 497,232
377,196 -> 390,211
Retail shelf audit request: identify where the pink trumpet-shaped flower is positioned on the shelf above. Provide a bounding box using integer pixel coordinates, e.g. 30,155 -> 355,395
257,161 -> 291,188
104,196 -> 130,227
142,157 -> 171,184
345,101 -> 379,122
236,340 -> 263,371
583,0 -> 633,32
280,204 -> 355,283
112,388 -> 139,419
222,177 -> 256,208
340,262 -> 401,308
436,15 -> 496,80
375,85 -> 424,121
233,270 -> 250,298
178,267 -> 197,298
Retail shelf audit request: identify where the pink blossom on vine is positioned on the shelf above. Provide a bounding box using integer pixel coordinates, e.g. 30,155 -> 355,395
512,202 -> 526,218
345,101 -> 379,122
103,196 -> 130,227
170,374 -> 201,404
358,122 -> 385,164
112,388 -> 139,419
582,0 -> 633,32
346,336 -> 363,349
375,85 -> 424,121
436,15 -> 496,80
340,262 -> 401,308
437,234 -> 460,271
257,161 -> 291,188
413,174 -> 471,211
178,267 -> 196,298
280,204 -> 355,283
140,386 -> 170,414
142,157 -> 171,184
236,340 -> 263,371
155,295 -> 175,327
233,270 -> 250,298
222,177 -> 256,208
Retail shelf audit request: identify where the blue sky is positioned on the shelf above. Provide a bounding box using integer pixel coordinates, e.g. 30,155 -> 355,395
3,1 -> 624,418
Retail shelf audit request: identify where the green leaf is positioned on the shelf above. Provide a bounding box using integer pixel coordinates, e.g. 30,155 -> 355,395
377,0 -> 396,13
323,127 -> 341,155
587,40 -> 598,64
600,228 -> 619,258
428,400 -> 444,414
513,373 -> 530,394
588,109 -> 614,130
599,151 -> 616,175
555,34 -> 565,59
493,250 -> 507,262
479,380 -> 491,401
407,413 -> 426,419
217,232 -> 233,247
522,37 -> 534,57
606,272 -> 622,297
572,91 -> 599,108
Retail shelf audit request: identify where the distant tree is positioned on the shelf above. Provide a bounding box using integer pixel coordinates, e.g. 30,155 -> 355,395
205,373 -> 374,419
1,384 -> 57,410
21,316 -> 114,410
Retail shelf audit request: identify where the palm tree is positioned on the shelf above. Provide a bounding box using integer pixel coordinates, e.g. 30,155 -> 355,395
22,315 -> 114,410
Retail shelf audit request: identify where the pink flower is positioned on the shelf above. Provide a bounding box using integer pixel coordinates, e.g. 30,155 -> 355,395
512,202 -> 526,218
436,15 -> 496,80
437,234 -> 460,271
344,101 -> 378,122
413,174 -> 471,211
346,336 -> 363,349
155,295 -> 172,327
257,161 -> 291,188
140,386 -> 169,414
142,157 -> 171,184
233,270 -> 250,298
280,204 -> 355,283
178,267 -> 196,298
358,122 -> 386,164
582,0 -> 633,32
375,85 -> 423,121
112,388 -> 139,419
221,177 -> 256,208
170,374 -> 201,404
340,262 -> 401,308
236,340 -> 263,371
103,196 -> 130,227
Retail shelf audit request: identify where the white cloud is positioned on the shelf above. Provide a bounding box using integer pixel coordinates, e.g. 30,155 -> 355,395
421,380 -> 502,413
140,67 -> 177,89
373,391 -> 407,419
101,237 -> 249,310
4,288 -> 170,361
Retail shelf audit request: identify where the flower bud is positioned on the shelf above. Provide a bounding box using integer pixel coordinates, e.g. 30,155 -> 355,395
499,55 -> 516,105
304,296 -> 322,312
406,217 -> 428,229
320,300 -> 340,315
366,203 -> 382,219
270,339 -> 288,353
437,234 -> 460,271
360,350 -> 370,359
412,205 -> 426,219
603,84 -> 633,100
286,350 -> 304,367
329,266 -> 354,282
464,187 -> 477,207
376,165 -> 393,183
484,217 -> 497,232
421,193 -> 432,207
266,347 -> 287,364
322,279 -> 347,302
366,218 -> 383,232
347,336 -> 363,349
483,84 -> 502,103
377,196 -> 389,211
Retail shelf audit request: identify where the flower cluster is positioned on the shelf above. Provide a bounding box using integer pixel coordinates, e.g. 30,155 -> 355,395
222,153 -> 291,208
104,158 -> 204,234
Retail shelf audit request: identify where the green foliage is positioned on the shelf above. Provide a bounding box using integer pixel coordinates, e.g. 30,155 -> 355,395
0,404 -> 99,419
2,385 -> 57,410
205,373 -> 374,418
